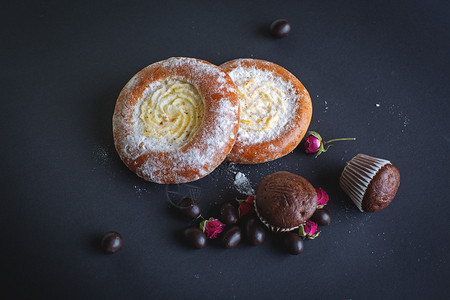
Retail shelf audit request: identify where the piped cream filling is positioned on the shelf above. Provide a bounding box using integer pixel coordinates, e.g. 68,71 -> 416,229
237,78 -> 286,133
139,80 -> 204,148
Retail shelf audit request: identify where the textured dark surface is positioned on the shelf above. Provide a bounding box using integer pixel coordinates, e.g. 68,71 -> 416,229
1,0 -> 449,299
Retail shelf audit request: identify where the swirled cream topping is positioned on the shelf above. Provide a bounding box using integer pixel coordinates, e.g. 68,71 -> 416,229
228,66 -> 297,144
139,80 -> 204,148
237,78 -> 286,132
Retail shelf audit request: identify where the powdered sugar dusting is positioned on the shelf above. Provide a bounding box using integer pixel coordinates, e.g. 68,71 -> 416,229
132,78 -> 203,152
93,145 -> 110,164
388,104 -> 410,131
233,172 -> 255,196
228,65 -> 300,145
137,99 -> 239,183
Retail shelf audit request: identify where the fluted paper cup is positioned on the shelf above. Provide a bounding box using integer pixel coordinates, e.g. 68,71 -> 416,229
253,199 -> 300,232
339,154 -> 390,212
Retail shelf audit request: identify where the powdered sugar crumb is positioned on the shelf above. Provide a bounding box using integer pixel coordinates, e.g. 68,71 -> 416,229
398,111 -> 409,128
93,145 -> 111,165
388,104 -> 409,130
234,172 -> 255,196
134,185 -> 144,195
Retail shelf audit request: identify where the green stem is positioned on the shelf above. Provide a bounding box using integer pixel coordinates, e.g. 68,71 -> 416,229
324,138 -> 356,144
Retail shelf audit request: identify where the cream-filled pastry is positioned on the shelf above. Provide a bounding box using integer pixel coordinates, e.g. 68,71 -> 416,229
220,59 -> 312,164
113,57 -> 240,184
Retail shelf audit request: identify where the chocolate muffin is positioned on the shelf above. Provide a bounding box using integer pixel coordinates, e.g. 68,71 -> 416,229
255,171 -> 318,232
340,154 -> 400,212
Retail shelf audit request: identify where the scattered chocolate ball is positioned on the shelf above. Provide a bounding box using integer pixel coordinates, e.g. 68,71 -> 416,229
270,19 -> 291,38
101,232 -> 123,254
311,208 -> 331,226
183,227 -> 206,249
283,232 -> 304,255
220,226 -> 242,249
219,202 -> 238,225
177,197 -> 201,219
244,217 -> 265,246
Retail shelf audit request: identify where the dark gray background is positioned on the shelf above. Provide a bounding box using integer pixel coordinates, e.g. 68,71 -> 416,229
1,0 -> 449,299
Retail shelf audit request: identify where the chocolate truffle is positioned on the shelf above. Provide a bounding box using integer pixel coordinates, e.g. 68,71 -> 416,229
255,171 -> 318,232
340,154 -> 400,212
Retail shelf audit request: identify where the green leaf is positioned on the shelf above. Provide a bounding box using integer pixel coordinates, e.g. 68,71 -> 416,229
307,131 -> 322,141
315,143 -> 325,158
298,224 -> 307,237
308,231 -> 321,240
317,204 -> 326,209
236,198 -> 245,204
199,219 -> 207,232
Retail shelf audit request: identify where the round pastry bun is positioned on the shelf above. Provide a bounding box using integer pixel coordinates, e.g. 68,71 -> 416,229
113,57 -> 240,184
220,59 -> 312,164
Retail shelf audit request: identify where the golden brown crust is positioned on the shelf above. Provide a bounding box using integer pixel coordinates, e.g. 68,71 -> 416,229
113,57 -> 240,184
255,171 -> 318,232
220,59 -> 312,164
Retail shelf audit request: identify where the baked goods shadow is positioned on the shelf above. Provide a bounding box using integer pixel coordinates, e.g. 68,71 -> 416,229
315,166 -> 357,212
87,233 -> 107,255
257,23 -> 274,39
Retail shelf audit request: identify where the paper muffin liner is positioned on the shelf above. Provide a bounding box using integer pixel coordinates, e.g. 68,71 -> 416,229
339,154 -> 391,212
253,198 -> 300,233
